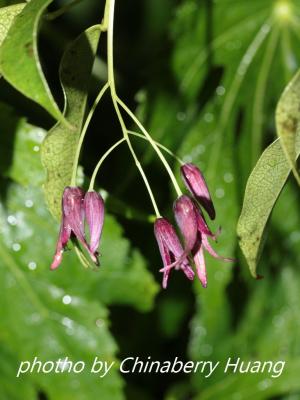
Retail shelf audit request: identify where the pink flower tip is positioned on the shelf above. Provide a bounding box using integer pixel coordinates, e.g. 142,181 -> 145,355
180,163 -> 216,220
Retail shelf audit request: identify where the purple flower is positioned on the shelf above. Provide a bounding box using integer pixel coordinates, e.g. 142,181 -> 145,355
84,191 -> 105,256
155,194 -> 232,288
173,195 -> 198,253
173,195 -> 216,249
154,217 -> 194,289
51,187 -> 104,270
180,163 -> 215,220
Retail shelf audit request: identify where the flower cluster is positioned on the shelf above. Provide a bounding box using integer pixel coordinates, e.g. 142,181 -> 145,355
51,164 -> 232,289
154,163 -> 233,289
51,187 -> 104,270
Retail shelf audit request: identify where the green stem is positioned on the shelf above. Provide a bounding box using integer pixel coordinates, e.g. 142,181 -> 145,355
106,0 -> 161,217
117,97 -> 182,197
89,138 -> 125,190
127,130 -> 183,164
71,82 -> 109,186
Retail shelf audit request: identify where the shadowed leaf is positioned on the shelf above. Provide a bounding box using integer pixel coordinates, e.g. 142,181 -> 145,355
0,3 -> 25,50
41,25 -> 101,219
0,0 -> 66,122
276,69 -> 300,185
237,134 -> 300,277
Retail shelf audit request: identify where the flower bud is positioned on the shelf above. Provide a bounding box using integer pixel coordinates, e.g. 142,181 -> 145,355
84,191 -> 105,255
173,195 -> 198,252
180,163 -> 215,220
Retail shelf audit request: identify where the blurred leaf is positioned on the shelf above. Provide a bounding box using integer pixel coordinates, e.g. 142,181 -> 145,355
0,3 -> 25,50
171,0 -> 300,175
0,345 -> 35,400
237,134 -> 300,278
0,109 -> 158,398
0,0 -> 67,122
199,182 -> 300,399
276,69 -> 300,184
0,208 -> 124,400
0,102 -> 46,185
196,359 -> 300,400
41,24 -> 101,219
157,297 -> 189,338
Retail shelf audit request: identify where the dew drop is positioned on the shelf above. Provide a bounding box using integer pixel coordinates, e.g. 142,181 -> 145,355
95,318 -> 104,328
28,261 -> 37,270
12,243 -> 21,252
62,316 -> 73,329
215,188 -> 225,198
194,325 -> 206,337
223,172 -> 234,183
25,199 -> 34,208
7,215 -> 17,226
33,145 -> 40,152
216,86 -> 225,96
62,295 -> 72,305
204,112 -> 214,123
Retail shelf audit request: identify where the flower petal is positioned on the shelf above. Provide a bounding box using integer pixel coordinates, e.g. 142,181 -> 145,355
193,245 -> 207,288
84,191 -> 105,254
181,163 -> 215,220
50,222 -> 71,270
173,195 -> 198,252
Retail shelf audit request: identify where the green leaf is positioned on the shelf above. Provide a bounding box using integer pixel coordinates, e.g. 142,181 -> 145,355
0,0 -> 67,123
237,134 -> 300,278
196,359 -> 300,400
0,112 -> 157,398
0,345 -> 35,400
276,69 -> 300,184
171,0 -> 300,175
200,185 -> 300,399
0,3 -> 25,50
0,102 -> 46,186
41,25 -> 101,219
0,186 -> 125,400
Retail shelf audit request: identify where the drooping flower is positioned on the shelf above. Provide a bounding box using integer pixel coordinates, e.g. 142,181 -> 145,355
173,195 -> 198,253
154,217 -> 194,288
51,187 -> 104,270
172,194 -> 233,288
84,190 -> 105,256
180,163 -> 215,220
173,195 -> 216,247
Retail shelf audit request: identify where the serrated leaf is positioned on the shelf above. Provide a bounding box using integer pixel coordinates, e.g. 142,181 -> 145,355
0,113 -> 157,398
41,25 -> 101,219
237,134 -> 300,278
0,0 -> 67,123
2,106 -> 158,309
0,193 -> 124,400
0,3 -> 25,49
276,69 -> 300,184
